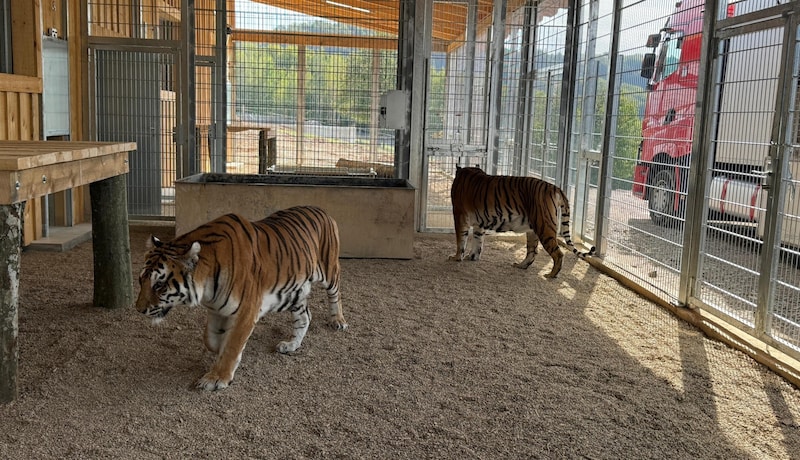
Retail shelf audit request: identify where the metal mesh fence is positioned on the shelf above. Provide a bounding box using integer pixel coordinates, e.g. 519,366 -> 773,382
567,0 -> 612,245
526,8 -> 568,183
228,0 -> 398,176
598,0 -> 688,301
496,5 -> 531,175
422,2 -> 492,230
90,0 -> 402,219
696,24 -> 784,325
771,25 -> 800,347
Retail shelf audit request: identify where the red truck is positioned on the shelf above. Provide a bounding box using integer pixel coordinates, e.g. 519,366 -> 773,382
632,0 -> 798,245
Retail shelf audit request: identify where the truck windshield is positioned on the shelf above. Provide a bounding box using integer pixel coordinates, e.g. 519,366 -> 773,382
652,32 -> 683,83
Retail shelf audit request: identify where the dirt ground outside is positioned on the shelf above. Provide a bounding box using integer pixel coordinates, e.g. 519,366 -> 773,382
2,224 -> 800,459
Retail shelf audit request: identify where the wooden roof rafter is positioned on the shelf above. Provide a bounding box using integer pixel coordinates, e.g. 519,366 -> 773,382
235,0 -> 569,53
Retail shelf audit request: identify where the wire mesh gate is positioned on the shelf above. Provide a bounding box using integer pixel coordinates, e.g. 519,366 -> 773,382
420,2 -> 574,232
692,5 -> 800,350
92,48 -> 180,217
422,0 -> 491,231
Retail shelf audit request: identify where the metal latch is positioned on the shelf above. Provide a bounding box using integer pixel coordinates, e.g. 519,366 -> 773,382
752,156 -> 773,190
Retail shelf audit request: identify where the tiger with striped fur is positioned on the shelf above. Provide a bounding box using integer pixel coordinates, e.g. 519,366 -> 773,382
449,166 -> 595,278
134,205 -> 347,391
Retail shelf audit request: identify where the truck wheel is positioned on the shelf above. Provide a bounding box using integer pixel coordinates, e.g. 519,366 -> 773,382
648,168 -> 681,227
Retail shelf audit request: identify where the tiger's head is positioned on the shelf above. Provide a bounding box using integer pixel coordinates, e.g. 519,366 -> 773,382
135,235 -> 201,323
454,164 -> 485,178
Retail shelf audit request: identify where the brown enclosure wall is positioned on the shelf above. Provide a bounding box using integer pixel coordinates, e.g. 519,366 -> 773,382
0,0 -> 93,245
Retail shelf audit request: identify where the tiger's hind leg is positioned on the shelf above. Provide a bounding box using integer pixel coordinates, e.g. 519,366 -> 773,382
449,212 -> 471,261
325,276 -> 348,331
513,230 -> 540,269
277,281 -> 313,354
540,233 -> 564,278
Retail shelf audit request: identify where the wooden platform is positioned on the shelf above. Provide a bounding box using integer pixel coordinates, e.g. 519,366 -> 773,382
26,223 -> 93,252
0,140 -> 136,404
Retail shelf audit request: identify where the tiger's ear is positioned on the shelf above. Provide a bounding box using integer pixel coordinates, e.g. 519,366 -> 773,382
184,241 -> 201,269
146,235 -> 162,250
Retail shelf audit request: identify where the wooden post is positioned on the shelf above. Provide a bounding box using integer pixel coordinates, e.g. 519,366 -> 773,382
0,202 -> 23,403
90,175 -> 133,309
267,135 -> 277,171
258,129 -> 277,174
258,129 -> 268,174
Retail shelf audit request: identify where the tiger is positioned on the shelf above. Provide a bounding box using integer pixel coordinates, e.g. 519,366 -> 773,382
449,165 -> 596,278
134,205 -> 347,391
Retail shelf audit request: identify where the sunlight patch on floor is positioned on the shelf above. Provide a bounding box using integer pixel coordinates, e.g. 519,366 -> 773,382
704,339 -> 799,458
584,278 -> 800,459
583,281 -> 686,393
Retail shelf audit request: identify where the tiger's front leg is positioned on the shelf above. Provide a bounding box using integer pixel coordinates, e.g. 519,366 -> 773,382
204,312 -> 235,354
197,307 -> 258,391
449,215 -> 471,261
466,229 -> 485,261
325,280 -> 348,331
513,230 -> 540,269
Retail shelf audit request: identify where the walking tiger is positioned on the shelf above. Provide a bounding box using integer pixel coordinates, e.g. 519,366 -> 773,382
449,166 -> 595,278
134,206 -> 347,391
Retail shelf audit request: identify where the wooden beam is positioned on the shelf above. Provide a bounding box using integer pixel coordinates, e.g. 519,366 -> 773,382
0,75 -> 42,94
247,0 -> 404,39
10,0 -> 43,78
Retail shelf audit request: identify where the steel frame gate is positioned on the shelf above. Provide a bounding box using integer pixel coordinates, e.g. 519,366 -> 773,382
90,45 -> 182,218
682,1 -> 800,355
420,0 -> 572,232
586,0 -> 800,361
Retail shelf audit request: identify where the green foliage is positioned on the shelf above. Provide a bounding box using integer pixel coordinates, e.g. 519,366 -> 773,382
611,83 -> 644,190
566,79 -> 643,191
233,42 -> 396,127
427,67 -> 446,132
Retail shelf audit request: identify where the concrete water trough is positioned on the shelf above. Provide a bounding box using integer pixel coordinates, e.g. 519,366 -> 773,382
175,173 -> 416,259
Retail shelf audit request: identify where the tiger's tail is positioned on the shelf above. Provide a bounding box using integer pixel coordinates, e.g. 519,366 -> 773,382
557,188 -> 596,259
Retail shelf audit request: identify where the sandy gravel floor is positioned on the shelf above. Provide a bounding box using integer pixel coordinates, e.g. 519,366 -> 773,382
2,224 -> 800,459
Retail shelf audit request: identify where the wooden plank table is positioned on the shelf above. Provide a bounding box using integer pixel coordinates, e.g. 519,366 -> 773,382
0,140 -> 136,403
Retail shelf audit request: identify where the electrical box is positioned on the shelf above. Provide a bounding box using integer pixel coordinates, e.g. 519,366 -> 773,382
42,37 -> 70,137
378,90 -> 408,129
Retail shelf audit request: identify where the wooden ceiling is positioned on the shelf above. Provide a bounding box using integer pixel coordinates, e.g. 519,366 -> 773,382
240,0 -> 567,49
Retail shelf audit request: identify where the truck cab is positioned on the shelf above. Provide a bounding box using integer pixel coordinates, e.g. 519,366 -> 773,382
633,0 -> 704,225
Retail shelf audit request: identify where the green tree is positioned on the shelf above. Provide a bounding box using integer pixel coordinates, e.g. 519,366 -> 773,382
610,84 -> 644,190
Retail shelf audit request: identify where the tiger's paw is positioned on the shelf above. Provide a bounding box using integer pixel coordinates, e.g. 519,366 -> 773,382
277,340 -> 301,354
328,317 -> 349,331
448,255 -> 462,262
196,372 -> 231,391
